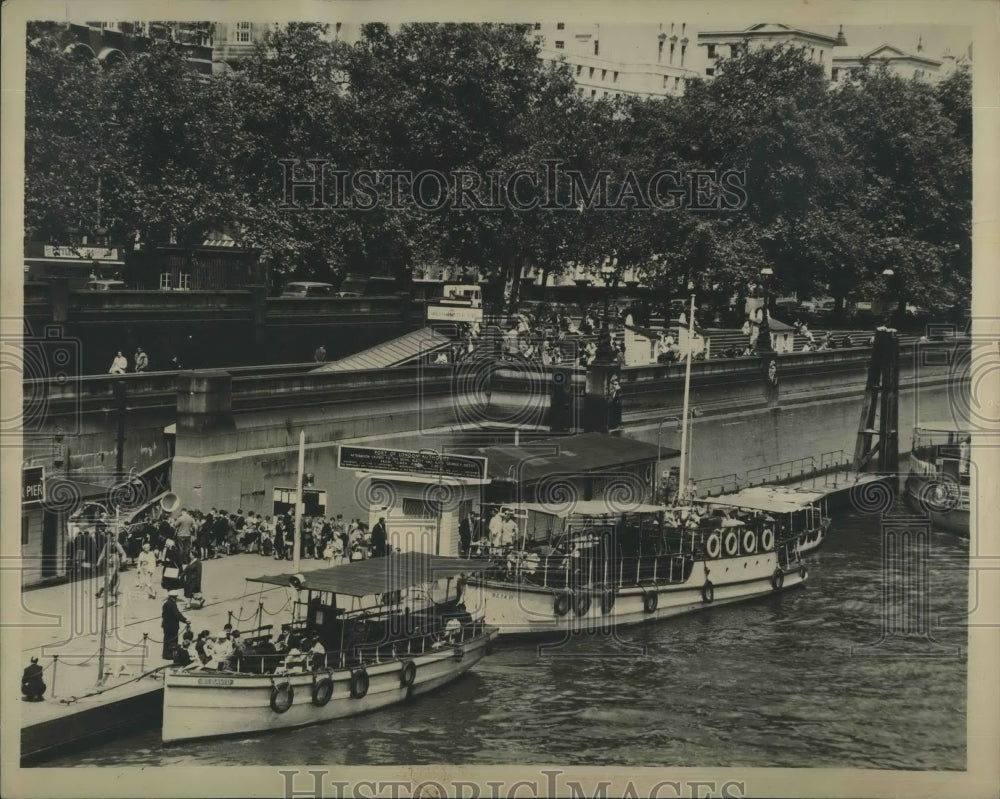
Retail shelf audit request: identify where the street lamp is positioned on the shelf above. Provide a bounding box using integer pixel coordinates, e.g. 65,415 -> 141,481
881,267 -> 896,328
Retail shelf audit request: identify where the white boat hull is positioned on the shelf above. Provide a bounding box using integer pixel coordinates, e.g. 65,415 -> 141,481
473,553 -> 805,636
162,629 -> 496,742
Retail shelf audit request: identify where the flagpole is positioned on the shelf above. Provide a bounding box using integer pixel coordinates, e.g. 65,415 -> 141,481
293,430 -> 305,575
678,287 -> 695,498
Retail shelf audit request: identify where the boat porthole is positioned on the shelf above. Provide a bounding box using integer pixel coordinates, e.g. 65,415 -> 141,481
725,532 -> 739,557
743,531 -> 756,554
311,677 -> 333,707
574,592 -> 591,617
702,581 -> 714,603
706,533 -> 722,559
643,592 -> 658,614
400,660 -> 417,688
350,668 -> 370,699
270,681 -> 294,713
601,590 -> 615,615
553,592 -> 571,617
453,644 -> 465,661
772,570 -> 784,591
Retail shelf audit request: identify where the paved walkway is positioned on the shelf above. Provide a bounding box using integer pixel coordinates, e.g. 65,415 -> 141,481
18,553 -> 335,725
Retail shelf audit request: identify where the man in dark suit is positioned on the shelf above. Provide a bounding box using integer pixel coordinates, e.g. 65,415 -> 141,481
371,517 -> 388,557
459,514 -> 472,557
161,591 -> 189,660
21,657 -> 46,701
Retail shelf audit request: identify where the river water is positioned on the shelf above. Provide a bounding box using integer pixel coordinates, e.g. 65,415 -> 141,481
49,502 -> 967,770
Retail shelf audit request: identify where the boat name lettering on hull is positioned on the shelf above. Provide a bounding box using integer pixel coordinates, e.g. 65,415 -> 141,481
197,677 -> 235,686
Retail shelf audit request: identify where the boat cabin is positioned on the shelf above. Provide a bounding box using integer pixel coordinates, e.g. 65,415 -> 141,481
910,423 -> 971,484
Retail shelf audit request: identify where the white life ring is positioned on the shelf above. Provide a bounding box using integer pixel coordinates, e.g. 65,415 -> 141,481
743,530 -> 757,554
761,529 -> 775,551
724,531 -> 739,557
706,533 -> 722,559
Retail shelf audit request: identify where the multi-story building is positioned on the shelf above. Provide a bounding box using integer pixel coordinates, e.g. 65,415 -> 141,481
52,21 -> 215,74
533,21 -> 700,99
210,21 -> 359,73
697,22 -> 842,80
831,39 -> 944,84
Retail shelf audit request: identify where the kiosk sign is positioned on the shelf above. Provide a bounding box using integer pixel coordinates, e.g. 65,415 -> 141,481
23,466 -> 45,505
338,446 -> 487,480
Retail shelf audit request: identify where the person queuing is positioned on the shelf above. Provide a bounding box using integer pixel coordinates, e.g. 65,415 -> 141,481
21,657 -> 46,702
136,542 -> 157,599
161,590 -> 190,661
370,516 -> 388,558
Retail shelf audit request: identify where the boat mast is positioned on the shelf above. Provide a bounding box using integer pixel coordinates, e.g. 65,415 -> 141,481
293,430 -> 305,575
678,285 -> 695,498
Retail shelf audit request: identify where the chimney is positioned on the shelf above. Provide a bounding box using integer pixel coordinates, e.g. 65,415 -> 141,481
835,25 -> 847,47
917,35 -> 923,53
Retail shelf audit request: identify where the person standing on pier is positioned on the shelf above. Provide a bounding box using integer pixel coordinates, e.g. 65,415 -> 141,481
173,507 -> 195,560
371,516 -> 388,558
161,591 -> 189,661
182,554 -> 203,611
459,513 -> 472,557
136,542 -> 157,599
21,657 -> 46,702
108,350 -> 128,375
134,346 -> 149,373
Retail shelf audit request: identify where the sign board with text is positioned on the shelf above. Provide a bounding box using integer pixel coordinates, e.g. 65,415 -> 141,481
339,446 -> 487,480
43,245 -> 121,261
426,304 -> 484,323
23,466 -> 45,506
273,488 -> 327,517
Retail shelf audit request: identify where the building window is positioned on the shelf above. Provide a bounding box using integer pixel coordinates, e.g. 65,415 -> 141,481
705,67 -> 715,76
674,76 -> 680,90
178,273 -> 191,290
159,273 -> 172,290
681,44 -> 686,65
707,44 -> 716,58
602,69 -> 607,80
576,64 -> 582,75
589,67 -> 594,78
670,42 -> 675,63
534,22 -> 541,30
810,48 -> 815,60
234,21 -> 252,43
832,67 -> 839,81
682,23 -> 686,36
663,75 -> 668,88
555,40 -> 564,49
401,498 -> 439,519
613,71 -> 619,82
591,89 -> 596,98
603,91 -> 608,97
594,40 -> 599,56
658,40 -> 664,60
556,22 -> 565,30
819,49 -> 824,61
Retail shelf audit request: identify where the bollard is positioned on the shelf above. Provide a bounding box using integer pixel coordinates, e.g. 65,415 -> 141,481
51,655 -> 58,698
140,633 -> 148,675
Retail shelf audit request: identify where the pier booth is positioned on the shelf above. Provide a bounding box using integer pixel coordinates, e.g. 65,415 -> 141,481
338,445 -> 490,556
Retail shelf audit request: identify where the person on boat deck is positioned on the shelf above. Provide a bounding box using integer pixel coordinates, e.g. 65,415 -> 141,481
280,640 -> 307,673
488,508 -> 503,549
212,630 -> 233,669
371,516 -> 388,557
501,511 -> 518,549
161,591 -> 190,660
459,514 -> 472,557
192,629 -> 214,668
174,627 -> 195,666
444,616 -> 461,642
308,636 -> 326,670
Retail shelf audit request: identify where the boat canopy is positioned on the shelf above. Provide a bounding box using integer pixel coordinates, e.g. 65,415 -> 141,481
248,552 -> 488,597
696,490 -> 818,515
516,501 -> 665,519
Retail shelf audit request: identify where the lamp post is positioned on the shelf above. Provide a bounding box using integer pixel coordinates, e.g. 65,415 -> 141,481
881,267 -> 896,328
420,448 -> 444,555
756,267 -> 774,354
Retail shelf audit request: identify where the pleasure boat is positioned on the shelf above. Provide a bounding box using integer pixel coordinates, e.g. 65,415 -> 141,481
903,421 -> 971,535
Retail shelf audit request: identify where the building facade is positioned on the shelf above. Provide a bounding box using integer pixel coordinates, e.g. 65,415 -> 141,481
697,22 -> 841,80
831,42 -> 944,84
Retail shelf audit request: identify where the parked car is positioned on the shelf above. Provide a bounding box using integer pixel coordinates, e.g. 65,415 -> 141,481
86,279 -> 126,291
281,281 -> 335,298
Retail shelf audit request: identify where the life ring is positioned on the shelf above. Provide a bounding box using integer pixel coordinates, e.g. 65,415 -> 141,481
702,581 -> 714,604
453,644 -> 465,661
706,533 -> 722,559
724,531 -> 739,557
270,681 -> 294,713
553,593 -> 571,617
761,529 -> 775,551
311,677 -> 333,707
643,592 -> 658,614
573,592 -> 591,617
400,660 -> 416,688
600,590 -> 615,615
800,565 -> 808,581
743,530 -> 756,554
349,668 -> 369,699
772,570 -> 784,591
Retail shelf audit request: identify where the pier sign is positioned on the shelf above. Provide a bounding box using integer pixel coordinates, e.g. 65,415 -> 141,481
339,446 -> 487,480
22,466 -> 45,506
